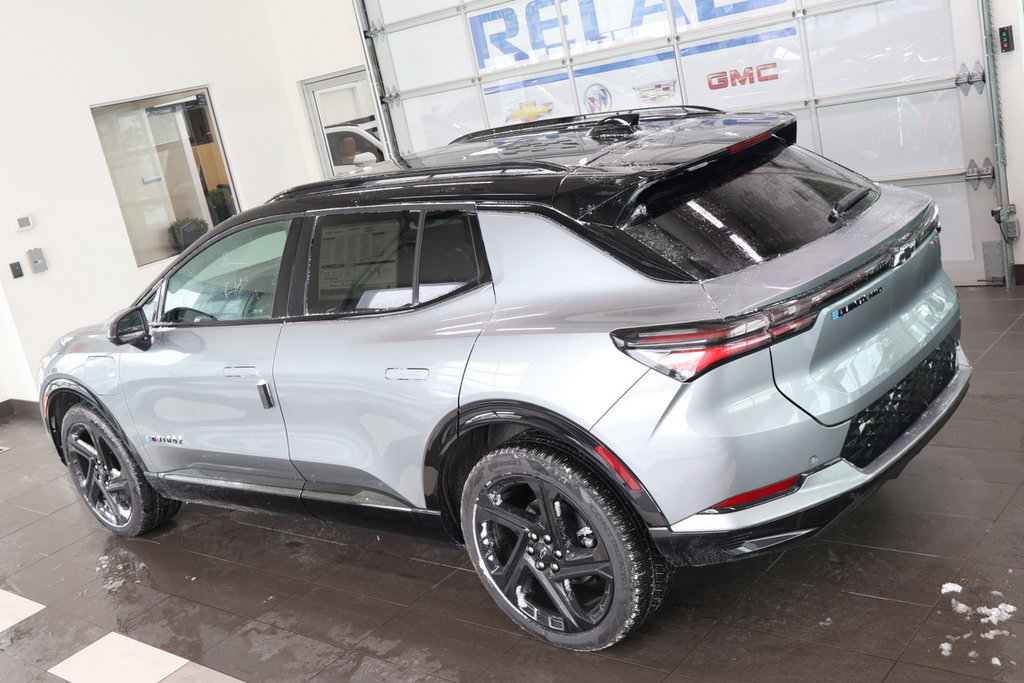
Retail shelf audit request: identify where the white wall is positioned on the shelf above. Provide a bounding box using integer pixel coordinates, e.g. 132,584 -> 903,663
991,0 -> 1024,266
0,0 -> 363,401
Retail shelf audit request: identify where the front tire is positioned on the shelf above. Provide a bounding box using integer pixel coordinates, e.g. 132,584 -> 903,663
461,443 -> 667,651
61,404 -> 180,536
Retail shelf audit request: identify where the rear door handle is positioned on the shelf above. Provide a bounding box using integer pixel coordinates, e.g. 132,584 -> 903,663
256,380 -> 274,409
224,366 -> 258,378
385,368 -> 429,381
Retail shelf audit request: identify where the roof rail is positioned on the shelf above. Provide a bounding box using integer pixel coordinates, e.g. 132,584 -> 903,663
450,105 -> 722,144
267,161 -> 568,202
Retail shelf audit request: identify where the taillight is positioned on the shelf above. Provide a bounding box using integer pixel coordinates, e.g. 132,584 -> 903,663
612,307 -> 815,382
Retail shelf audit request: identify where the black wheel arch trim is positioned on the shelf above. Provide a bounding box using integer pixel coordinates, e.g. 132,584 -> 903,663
40,377 -> 145,470
423,399 -> 668,528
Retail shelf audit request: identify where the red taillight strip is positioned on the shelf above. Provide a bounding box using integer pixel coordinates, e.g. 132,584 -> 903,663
594,445 -> 643,491
711,475 -> 800,510
728,131 -> 773,153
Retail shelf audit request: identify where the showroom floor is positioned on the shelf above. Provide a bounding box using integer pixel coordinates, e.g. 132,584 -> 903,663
0,286 -> 1022,683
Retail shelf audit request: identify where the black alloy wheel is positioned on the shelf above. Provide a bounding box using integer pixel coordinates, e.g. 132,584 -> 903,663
61,404 -> 180,536
461,443 -> 668,651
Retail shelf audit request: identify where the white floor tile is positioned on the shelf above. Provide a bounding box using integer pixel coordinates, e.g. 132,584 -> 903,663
159,662 -> 243,682
0,588 -> 45,631
49,632 -> 188,683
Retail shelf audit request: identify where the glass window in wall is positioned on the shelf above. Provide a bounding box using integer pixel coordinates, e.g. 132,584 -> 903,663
92,89 -> 237,266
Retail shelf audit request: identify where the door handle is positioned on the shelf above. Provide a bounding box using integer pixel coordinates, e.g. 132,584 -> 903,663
224,366 -> 258,378
256,380 -> 274,409
385,368 -> 429,381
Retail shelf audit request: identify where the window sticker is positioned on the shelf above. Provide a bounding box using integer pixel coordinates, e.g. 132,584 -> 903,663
318,221 -> 400,300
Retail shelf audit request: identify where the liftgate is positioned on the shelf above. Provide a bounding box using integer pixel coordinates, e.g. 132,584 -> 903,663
356,0 -> 1010,285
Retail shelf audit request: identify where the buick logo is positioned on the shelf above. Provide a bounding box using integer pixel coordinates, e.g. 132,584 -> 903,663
584,84 -> 612,113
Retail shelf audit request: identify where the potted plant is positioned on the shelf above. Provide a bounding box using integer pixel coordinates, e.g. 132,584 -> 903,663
168,217 -> 209,252
206,186 -> 236,224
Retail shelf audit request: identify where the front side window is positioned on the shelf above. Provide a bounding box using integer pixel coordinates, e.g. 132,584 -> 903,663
305,210 -> 482,315
161,220 -> 290,324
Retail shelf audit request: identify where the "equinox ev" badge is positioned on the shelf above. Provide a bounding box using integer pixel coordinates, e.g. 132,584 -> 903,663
830,287 -> 883,321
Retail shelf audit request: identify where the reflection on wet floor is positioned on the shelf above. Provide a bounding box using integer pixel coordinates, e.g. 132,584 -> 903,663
0,285 -> 1022,681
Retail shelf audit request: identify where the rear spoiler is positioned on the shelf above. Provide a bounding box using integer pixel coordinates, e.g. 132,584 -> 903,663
616,115 -> 797,226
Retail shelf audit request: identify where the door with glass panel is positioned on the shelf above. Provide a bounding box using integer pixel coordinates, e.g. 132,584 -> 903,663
119,219 -> 301,491
303,69 -> 388,177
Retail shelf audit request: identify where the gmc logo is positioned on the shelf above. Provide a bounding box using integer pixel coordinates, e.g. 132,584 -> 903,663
708,63 -> 779,90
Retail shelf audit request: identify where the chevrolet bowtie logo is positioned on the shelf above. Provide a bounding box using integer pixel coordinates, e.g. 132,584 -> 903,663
890,241 -> 916,267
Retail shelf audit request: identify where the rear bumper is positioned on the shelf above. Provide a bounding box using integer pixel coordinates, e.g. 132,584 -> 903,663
651,354 -> 971,567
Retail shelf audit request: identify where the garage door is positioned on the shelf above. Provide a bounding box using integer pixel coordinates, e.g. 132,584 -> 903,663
357,0 -> 1006,285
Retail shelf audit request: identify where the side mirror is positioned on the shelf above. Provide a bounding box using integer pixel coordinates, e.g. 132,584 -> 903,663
108,306 -> 152,351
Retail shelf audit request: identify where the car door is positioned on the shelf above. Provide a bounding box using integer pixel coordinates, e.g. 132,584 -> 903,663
273,205 -> 494,516
119,217 -> 304,500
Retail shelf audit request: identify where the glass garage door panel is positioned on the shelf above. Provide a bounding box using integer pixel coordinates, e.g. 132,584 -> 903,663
387,17 -> 475,91
805,0 -> 956,96
400,87 -> 487,152
483,72 -> 575,127
817,90 -> 964,179
564,0 -> 676,58
573,52 -> 681,114
678,23 -> 806,109
467,0 -> 569,74
374,0 -> 457,25
912,182 -> 975,262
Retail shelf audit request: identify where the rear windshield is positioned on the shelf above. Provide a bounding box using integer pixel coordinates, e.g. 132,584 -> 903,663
623,142 -> 876,280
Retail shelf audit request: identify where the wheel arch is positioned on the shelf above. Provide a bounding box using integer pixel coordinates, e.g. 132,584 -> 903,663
40,378 -> 138,467
424,400 -> 668,542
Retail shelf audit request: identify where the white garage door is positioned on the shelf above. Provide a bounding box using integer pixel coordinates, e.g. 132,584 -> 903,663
358,0 -> 1005,285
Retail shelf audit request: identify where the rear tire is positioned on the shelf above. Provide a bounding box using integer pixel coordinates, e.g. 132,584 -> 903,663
61,404 -> 180,536
461,443 -> 667,651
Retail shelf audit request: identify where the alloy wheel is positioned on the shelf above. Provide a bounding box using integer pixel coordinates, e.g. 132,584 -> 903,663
65,422 -> 134,528
473,475 -> 614,633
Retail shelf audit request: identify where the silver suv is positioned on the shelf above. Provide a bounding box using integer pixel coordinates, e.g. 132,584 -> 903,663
39,107 -> 970,651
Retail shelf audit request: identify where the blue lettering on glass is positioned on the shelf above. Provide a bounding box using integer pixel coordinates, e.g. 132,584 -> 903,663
469,8 -> 530,69
630,0 -> 688,27
694,0 -> 786,22
470,0 -> 785,72
526,0 -> 565,52
577,0 -> 604,41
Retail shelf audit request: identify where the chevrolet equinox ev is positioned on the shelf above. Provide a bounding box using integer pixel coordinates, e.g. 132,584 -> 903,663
39,107 -> 971,651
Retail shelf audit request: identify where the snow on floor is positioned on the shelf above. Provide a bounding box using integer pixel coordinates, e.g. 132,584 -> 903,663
936,581 -> 1017,667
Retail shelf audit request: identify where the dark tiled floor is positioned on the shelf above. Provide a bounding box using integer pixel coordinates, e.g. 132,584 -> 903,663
0,286 -> 1022,682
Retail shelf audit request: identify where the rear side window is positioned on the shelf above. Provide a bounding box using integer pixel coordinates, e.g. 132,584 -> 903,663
624,144 -> 876,280
305,210 -> 483,315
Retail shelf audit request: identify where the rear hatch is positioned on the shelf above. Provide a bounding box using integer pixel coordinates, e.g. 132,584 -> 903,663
605,132 -> 960,427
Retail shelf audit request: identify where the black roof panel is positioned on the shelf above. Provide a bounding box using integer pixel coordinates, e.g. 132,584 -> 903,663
267,107 -> 796,226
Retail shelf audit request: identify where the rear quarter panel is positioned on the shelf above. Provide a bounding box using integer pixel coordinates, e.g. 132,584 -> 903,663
464,211 -> 720,430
